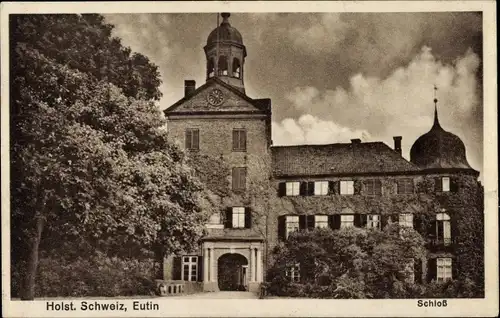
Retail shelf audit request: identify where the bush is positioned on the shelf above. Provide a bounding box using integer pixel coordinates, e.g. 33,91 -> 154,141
31,252 -> 157,297
267,226 -> 426,298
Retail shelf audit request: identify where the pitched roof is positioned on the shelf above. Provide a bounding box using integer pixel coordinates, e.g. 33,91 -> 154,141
271,142 -> 421,177
163,77 -> 271,115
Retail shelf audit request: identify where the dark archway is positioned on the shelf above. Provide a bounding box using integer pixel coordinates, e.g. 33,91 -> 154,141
217,253 -> 248,291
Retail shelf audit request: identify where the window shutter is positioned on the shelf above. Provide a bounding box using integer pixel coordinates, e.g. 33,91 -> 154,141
361,214 -> 367,227
232,168 -> 238,191
392,213 -> 400,225
198,256 -> 203,282
244,207 -> 251,229
354,214 -> 362,227
375,180 -> 382,195
435,177 -> 443,192
328,181 -> 335,195
241,168 -> 247,190
278,216 -> 286,241
278,182 -> 286,197
299,182 -> 307,196
450,177 -> 459,192
306,215 -> 315,229
427,258 -> 437,282
225,208 -> 233,228
232,130 -> 238,150
381,214 -> 388,229
307,182 -> 315,196
185,130 -> 191,149
172,256 -> 182,280
414,214 -> 423,235
451,258 -> 458,280
193,130 -> 199,149
450,213 -> 458,246
241,130 -> 247,150
354,180 -> 361,195
414,258 -> 423,283
427,216 -> 436,239
299,215 -> 306,230
329,214 -> 341,230
436,221 -> 444,241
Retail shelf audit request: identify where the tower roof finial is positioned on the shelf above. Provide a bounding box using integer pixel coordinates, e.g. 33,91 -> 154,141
433,84 -> 441,128
221,12 -> 230,25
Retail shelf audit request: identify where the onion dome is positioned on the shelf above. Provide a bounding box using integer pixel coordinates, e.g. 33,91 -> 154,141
410,99 -> 472,169
207,13 -> 244,47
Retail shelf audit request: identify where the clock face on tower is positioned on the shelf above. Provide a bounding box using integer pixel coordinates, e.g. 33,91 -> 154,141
207,88 -> 225,106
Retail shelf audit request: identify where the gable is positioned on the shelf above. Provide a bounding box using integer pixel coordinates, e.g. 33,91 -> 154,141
164,80 -> 264,115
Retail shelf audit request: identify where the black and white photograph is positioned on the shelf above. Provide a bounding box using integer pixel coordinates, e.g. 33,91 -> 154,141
1,1 -> 497,317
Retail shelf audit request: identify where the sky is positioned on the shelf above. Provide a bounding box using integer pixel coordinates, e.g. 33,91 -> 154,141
104,12 -> 483,174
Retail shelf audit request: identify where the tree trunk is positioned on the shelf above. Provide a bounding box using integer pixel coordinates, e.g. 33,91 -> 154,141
20,215 -> 45,300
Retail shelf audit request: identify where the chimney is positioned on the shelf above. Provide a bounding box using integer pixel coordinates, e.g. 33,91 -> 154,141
351,138 -> 362,144
393,136 -> 402,155
184,80 -> 196,97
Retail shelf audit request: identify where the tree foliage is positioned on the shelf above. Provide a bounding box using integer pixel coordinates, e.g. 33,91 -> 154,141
267,225 -> 426,298
10,14 -> 213,299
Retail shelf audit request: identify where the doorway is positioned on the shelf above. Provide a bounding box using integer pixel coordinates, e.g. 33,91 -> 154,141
217,253 -> 248,291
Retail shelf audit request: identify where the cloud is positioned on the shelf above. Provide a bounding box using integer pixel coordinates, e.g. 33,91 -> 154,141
289,14 -> 348,54
273,47 -> 482,172
273,114 -> 371,146
287,12 -> 482,77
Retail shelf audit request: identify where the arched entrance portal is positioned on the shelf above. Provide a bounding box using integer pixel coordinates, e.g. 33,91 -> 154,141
217,253 -> 248,291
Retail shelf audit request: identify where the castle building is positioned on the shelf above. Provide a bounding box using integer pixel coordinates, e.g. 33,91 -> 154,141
163,13 -> 480,294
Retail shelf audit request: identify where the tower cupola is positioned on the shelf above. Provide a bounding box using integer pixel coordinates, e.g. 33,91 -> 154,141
204,13 -> 247,93
410,89 -> 472,170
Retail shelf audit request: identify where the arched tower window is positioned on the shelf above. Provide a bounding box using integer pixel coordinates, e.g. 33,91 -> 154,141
207,58 -> 215,78
218,56 -> 228,76
232,58 -> 241,78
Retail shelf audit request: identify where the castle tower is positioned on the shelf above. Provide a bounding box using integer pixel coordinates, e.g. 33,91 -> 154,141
204,13 -> 247,93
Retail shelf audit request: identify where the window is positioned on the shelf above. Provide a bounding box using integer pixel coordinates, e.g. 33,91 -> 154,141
232,207 -> 245,228
397,179 -> 414,194
286,215 -> 300,238
207,58 -> 215,78
232,167 -> 247,191
442,177 -> 450,192
286,263 -> 300,282
314,181 -> 329,195
232,58 -> 241,78
286,182 -> 300,196
365,179 -> 382,195
366,214 -> 381,229
232,129 -> 246,151
436,212 -> 451,245
398,213 -> 413,228
403,259 -> 415,283
341,215 -> 354,228
340,180 -> 354,195
182,256 -> 198,282
206,212 -> 224,229
218,56 -> 228,76
436,258 -> 452,281
315,215 -> 329,228
185,129 -> 199,150
208,212 -> 221,224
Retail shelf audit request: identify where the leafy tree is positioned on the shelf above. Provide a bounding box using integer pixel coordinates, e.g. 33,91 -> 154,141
267,225 -> 427,298
10,14 -> 214,300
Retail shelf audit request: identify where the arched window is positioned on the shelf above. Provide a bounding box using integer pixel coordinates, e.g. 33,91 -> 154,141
207,58 -> 215,78
232,58 -> 241,78
218,56 -> 228,76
